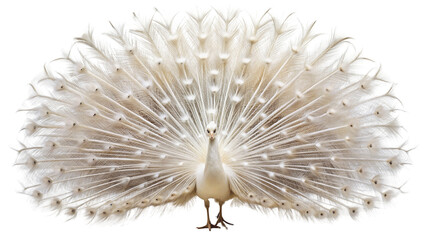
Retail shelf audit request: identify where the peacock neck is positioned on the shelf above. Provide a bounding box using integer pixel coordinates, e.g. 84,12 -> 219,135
205,138 -> 223,173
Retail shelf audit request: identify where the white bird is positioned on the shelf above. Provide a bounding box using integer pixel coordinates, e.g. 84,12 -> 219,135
16,9 -> 409,230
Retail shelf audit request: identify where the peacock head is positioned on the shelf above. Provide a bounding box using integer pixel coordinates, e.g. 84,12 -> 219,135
206,121 -> 217,140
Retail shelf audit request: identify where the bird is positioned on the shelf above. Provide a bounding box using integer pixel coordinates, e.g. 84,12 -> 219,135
15,8 -> 409,230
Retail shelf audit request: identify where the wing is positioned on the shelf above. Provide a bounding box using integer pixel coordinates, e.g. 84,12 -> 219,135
220,18 -> 408,219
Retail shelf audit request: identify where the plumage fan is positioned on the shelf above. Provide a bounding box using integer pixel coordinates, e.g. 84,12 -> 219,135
16,9 -> 409,230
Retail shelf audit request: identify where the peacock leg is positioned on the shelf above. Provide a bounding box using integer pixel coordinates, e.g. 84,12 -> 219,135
197,199 -> 220,231
214,201 -> 233,229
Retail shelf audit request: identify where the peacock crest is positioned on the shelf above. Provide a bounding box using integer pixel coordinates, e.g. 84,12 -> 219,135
16,9 -> 409,229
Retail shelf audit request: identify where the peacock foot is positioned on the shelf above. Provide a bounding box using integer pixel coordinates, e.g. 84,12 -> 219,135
214,215 -> 233,229
197,221 -> 220,231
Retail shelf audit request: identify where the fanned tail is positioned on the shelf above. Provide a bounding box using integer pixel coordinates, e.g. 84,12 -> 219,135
16,9 -> 408,221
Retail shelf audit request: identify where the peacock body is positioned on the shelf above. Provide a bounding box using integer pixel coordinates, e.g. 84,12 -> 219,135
16,9 -> 408,229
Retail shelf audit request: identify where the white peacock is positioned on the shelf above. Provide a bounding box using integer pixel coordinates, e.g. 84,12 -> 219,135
16,9 -> 409,230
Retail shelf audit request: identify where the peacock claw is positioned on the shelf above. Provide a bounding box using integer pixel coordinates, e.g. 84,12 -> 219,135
216,213 -> 233,224
197,222 -> 220,231
214,215 -> 233,229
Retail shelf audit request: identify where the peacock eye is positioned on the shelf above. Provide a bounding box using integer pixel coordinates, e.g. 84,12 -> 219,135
207,130 -> 210,133
213,129 -> 216,133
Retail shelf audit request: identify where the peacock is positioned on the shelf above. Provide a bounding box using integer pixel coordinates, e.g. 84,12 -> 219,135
15,9 -> 409,230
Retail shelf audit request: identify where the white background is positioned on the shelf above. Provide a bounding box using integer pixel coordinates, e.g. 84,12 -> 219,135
0,0 -> 425,239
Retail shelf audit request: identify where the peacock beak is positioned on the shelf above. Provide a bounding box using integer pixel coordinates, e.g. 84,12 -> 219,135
209,133 -> 215,140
